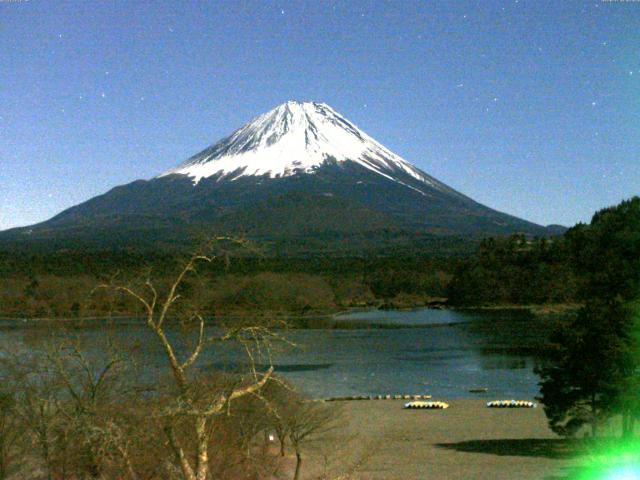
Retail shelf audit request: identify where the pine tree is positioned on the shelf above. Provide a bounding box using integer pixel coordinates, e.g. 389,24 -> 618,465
536,300 -> 628,437
537,197 -> 640,437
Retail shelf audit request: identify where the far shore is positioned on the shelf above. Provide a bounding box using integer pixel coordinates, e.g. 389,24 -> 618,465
0,303 -> 580,324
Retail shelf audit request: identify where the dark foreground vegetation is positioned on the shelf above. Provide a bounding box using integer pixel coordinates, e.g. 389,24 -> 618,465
0,336 -> 340,480
535,197 -> 640,439
0,247 -> 348,480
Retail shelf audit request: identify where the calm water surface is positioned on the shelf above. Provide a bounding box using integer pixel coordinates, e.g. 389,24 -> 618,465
0,309 -> 550,400
277,309 -> 547,399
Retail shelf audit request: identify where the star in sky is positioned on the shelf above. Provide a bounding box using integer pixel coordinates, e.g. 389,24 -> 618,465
2,0 -> 638,230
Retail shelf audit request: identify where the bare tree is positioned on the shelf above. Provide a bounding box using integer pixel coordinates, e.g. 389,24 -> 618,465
0,388 -> 22,480
50,339 -> 130,478
18,362 -> 65,480
99,239 -> 279,480
10,331 -> 138,480
263,378 -> 297,458
286,401 -> 341,480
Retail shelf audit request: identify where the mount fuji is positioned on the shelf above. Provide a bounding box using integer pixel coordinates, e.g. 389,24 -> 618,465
1,101 -> 560,253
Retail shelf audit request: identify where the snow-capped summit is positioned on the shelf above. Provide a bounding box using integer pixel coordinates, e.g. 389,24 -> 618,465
161,101 -> 443,194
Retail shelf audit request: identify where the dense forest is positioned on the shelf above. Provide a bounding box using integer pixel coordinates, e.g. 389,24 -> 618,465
0,252 -> 457,318
535,196 -> 640,439
446,235 -> 578,306
447,196 -> 640,308
2,197 -> 639,318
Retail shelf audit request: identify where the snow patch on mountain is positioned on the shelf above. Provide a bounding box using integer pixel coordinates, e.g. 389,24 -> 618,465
160,101 -> 446,195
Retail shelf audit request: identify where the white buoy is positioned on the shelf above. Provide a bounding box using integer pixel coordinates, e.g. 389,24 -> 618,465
404,401 -> 449,409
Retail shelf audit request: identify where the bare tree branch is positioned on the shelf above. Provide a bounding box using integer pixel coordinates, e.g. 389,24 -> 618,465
180,314 -> 205,371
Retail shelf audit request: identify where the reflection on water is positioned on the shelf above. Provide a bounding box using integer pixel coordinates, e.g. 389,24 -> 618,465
333,308 -> 468,325
0,309 -> 554,399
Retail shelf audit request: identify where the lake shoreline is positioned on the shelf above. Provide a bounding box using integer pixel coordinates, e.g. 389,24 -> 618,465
0,303 -> 579,324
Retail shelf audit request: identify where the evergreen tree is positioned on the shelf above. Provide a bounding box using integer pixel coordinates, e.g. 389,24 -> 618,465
536,300 -> 628,436
537,197 -> 640,437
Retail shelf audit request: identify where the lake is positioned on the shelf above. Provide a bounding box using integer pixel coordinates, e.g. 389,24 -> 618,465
270,308 -> 549,399
0,308 -> 553,400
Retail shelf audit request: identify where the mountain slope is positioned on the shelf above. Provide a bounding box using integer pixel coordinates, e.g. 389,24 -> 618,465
0,101 -> 560,253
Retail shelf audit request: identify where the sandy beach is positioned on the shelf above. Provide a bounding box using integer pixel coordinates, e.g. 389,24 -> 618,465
302,399 -> 579,480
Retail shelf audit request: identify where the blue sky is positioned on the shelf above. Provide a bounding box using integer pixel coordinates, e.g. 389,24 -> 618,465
1,0 -> 638,230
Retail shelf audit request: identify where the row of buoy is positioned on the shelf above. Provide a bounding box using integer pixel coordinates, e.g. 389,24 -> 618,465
487,400 -> 536,408
404,400 -> 537,410
404,401 -> 449,409
321,396 -> 537,409
324,394 -> 432,402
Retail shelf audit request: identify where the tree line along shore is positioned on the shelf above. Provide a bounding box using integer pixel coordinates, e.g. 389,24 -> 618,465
4,200 -> 623,321
0,228 -> 584,320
